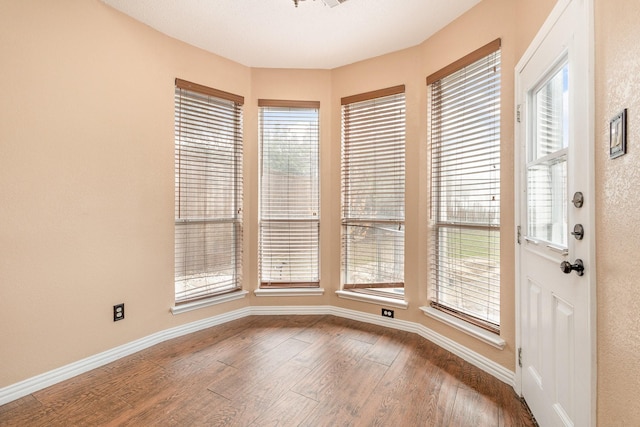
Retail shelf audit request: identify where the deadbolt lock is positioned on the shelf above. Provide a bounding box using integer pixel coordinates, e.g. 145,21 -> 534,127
572,192 -> 584,208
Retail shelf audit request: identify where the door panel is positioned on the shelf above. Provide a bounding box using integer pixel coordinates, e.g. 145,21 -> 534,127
525,279 -> 542,387
516,0 -> 594,426
553,295 -> 574,422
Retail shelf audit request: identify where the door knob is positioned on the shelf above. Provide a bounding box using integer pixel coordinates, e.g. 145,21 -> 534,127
560,259 -> 584,276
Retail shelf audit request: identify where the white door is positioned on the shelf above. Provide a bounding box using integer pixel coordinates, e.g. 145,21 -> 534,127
515,0 -> 595,426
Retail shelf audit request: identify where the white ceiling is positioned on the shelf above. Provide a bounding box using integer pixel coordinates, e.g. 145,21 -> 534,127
101,0 -> 481,69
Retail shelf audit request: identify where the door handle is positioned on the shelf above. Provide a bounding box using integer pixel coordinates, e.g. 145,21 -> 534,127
571,224 -> 584,240
560,259 -> 584,276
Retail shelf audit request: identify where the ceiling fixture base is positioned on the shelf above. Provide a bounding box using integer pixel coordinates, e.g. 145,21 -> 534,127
293,0 -> 347,8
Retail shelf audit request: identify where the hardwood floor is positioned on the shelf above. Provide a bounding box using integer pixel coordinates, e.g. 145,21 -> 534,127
0,315 -> 536,426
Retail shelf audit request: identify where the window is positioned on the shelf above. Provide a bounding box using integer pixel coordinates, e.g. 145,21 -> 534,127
341,86 -> 405,298
527,62 -> 569,249
174,79 -> 243,304
428,39 -> 501,332
259,100 -> 320,288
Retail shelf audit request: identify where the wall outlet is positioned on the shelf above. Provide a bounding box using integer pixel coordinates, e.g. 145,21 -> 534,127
113,303 -> 125,322
382,308 -> 394,318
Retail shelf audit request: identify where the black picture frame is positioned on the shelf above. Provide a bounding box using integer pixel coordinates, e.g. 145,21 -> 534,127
610,108 -> 627,159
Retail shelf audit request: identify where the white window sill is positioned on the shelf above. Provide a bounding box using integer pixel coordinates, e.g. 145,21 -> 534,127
419,306 -> 505,350
335,290 -> 409,309
171,290 -> 249,315
254,288 -> 325,297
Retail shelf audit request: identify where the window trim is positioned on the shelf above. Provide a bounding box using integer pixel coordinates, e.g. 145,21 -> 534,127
340,85 -> 405,105
335,290 -> 409,310
176,78 -> 244,105
419,305 -> 505,349
171,290 -> 249,315
258,99 -> 319,109
426,39 -> 501,85
254,288 -> 325,297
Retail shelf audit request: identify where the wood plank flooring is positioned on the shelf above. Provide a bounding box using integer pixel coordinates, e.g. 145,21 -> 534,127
0,315 -> 536,426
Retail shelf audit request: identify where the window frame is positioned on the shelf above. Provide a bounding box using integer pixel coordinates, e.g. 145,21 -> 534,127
174,78 -> 244,305
258,99 -> 321,289
340,85 -> 406,299
427,40 -> 502,333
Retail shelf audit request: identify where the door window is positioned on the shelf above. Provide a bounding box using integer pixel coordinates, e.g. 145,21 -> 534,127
527,63 -> 569,248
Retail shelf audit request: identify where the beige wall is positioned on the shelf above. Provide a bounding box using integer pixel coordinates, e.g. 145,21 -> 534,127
595,0 -> 640,423
16,1 -> 640,422
0,0 -> 253,386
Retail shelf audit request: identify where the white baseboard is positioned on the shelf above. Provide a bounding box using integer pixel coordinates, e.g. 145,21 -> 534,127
0,305 -> 514,406
326,306 -> 515,387
216,305 -> 514,387
0,307 -> 251,406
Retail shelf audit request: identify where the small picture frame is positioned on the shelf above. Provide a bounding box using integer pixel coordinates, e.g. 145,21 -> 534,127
609,109 -> 627,159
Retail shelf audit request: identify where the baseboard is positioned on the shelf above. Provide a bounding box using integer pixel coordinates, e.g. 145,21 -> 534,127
0,305 -> 514,406
0,307 -> 251,406
243,305 -> 514,387
326,306 -> 515,387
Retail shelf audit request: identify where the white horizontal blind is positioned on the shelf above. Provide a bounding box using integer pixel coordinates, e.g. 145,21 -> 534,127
174,79 -> 243,303
341,87 -> 405,292
259,101 -> 320,287
429,41 -> 501,330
